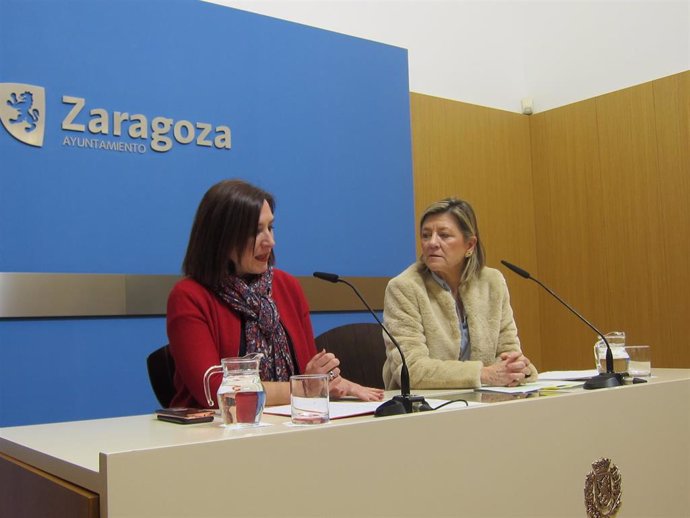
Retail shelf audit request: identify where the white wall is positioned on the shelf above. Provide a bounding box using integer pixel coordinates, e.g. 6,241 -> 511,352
205,0 -> 690,113
521,1 -> 690,112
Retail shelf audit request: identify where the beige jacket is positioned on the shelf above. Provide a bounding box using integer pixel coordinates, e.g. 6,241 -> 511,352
382,262 -> 537,389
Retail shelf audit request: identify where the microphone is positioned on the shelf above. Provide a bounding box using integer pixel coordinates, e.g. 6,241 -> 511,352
500,260 -> 623,390
313,271 -> 432,416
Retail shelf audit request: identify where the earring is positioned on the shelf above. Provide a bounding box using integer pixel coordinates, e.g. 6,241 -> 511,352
465,251 -> 473,258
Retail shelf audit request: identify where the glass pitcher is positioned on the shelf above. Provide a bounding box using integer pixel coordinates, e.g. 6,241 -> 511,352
203,353 -> 266,428
593,331 -> 627,374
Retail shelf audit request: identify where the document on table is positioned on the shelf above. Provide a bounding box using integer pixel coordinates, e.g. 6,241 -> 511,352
538,369 -> 598,381
264,401 -> 382,419
477,379 -> 584,394
264,399 -> 476,419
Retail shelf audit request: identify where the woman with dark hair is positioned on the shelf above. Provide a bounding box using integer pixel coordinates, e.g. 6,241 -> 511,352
167,179 -> 384,408
382,198 -> 538,390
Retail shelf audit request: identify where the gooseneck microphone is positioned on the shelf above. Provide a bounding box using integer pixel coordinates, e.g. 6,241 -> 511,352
500,260 -> 623,390
313,272 -> 432,416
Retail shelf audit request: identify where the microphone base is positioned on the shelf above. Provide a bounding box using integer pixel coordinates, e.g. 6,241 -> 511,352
374,394 -> 433,417
583,372 -> 624,390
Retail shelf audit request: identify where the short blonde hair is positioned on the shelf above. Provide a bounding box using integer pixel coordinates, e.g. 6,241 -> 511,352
420,198 -> 486,286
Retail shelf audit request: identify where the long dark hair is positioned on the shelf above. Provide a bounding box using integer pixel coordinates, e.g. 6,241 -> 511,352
182,179 -> 275,288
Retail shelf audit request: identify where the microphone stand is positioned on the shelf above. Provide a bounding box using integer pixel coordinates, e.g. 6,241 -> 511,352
312,272 -> 432,416
501,261 -> 623,390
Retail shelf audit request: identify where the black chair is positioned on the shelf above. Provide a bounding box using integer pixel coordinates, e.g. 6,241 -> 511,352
314,323 -> 386,389
146,345 -> 176,408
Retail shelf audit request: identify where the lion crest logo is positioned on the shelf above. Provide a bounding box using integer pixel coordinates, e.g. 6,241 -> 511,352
0,83 -> 46,147
584,457 -> 622,518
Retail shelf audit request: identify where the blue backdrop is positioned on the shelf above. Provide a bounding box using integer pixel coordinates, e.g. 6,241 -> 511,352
0,0 -> 415,426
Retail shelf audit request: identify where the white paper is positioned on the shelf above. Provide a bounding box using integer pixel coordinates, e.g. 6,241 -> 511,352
477,379 -> 585,394
537,369 -> 598,381
264,398 -> 476,419
264,401 -> 381,419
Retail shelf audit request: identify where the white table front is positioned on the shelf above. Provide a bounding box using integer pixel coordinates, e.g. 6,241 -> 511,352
1,369 -> 689,518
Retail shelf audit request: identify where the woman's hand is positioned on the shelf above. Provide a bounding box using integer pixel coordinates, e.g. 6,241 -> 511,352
344,381 -> 385,402
306,349 -> 346,398
305,349 -> 341,380
329,377 -> 384,401
500,351 -> 533,377
328,377 -> 349,399
306,350 -> 384,401
481,351 -> 532,387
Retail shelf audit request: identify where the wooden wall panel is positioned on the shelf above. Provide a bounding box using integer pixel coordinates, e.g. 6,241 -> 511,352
529,71 -> 689,370
410,93 -> 542,368
595,82 -> 668,357
530,100 -> 612,370
650,71 -> 690,366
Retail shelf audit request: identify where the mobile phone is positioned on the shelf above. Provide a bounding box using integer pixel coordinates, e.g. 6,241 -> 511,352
155,407 -> 215,424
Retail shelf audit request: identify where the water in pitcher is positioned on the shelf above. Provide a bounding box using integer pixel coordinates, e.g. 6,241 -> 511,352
594,332 -> 627,374
218,380 -> 266,427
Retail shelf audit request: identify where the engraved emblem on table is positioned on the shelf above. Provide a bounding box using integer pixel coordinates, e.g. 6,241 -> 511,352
584,457 -> 622,518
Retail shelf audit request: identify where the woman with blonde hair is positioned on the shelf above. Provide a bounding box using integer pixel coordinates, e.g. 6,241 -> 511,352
382,198 -> 537,389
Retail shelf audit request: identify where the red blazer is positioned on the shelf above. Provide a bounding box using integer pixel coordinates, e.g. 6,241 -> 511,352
166,270 -> 317,408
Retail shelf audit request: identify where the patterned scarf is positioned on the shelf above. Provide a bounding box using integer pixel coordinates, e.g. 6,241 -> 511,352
214,267 -> 295,381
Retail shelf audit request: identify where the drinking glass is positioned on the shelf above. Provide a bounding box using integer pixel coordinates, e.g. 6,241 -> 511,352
290,374 -> 329,425
625,345 -> 651,377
